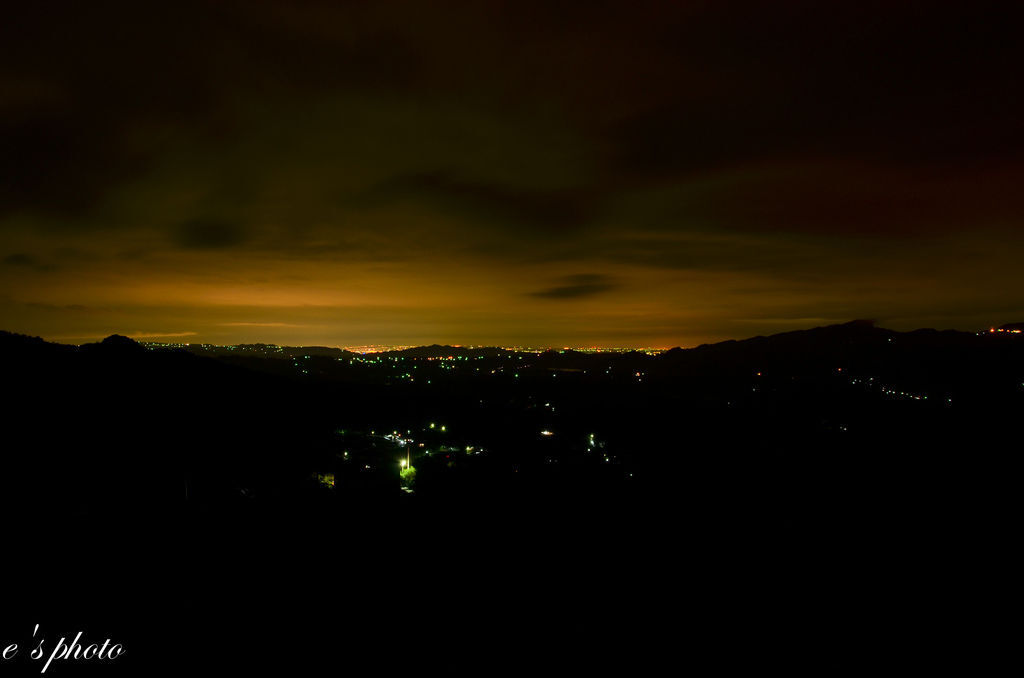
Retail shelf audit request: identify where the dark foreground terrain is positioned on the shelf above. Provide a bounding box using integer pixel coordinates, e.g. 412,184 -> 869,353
2,320 -> 1020,674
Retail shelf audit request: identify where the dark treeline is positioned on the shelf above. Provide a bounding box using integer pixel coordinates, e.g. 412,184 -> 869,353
1,321 -> 1019,674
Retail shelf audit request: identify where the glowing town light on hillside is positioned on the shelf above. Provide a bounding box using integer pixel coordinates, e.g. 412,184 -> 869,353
540,430 -> 554,436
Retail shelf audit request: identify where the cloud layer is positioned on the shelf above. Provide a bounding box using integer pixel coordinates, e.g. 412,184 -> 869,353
2,1 -> 1023,346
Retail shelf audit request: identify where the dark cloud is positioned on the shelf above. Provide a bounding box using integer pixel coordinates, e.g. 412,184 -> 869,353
2,2 -> 1023,345
4,2 -> 1023,236
26,302 -> 89,312
2,253 -> 52,271
530,274 -> 616,300
173,220 -> 248,249
350,171 -> 598,233
603,3 -> 1024,179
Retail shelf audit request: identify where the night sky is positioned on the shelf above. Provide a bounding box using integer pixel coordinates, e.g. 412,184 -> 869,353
2,1 -> 1022,347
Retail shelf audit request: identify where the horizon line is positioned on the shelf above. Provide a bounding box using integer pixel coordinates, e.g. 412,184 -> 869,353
7,318 -> 1023,353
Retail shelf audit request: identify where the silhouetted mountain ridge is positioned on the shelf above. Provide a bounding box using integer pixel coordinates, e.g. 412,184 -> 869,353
655,319 -> 1003,378
0,329 -> 56,351
1,318 -> 1021,675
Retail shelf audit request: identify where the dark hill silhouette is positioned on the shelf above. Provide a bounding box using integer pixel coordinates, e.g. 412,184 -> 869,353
83,332 -> 148,353
173,342 -> 355,359
101,333 -> 142,347
277,344 -> 353,357
0,328 -> 61,351
656,319 -> 994,378
1,321 -> 1020,674
679,319 -> 894,355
